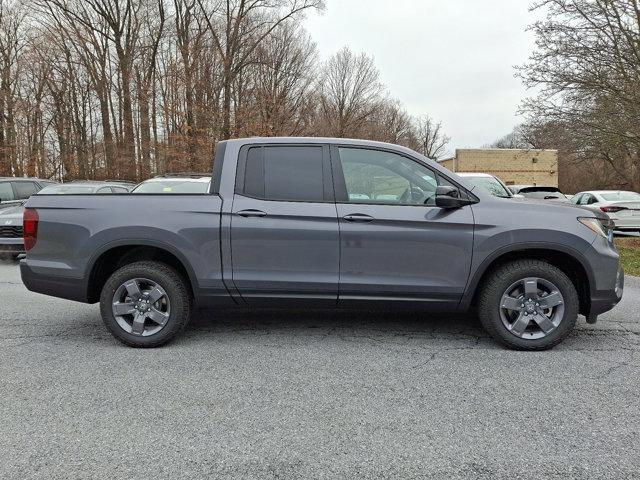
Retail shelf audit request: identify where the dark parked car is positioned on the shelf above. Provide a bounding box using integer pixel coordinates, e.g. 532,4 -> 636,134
508,185 -> 569,201
0,177 -> 57,258
1,181 -> 132,257
20,138 -> 623,350
0,177 -> 57,208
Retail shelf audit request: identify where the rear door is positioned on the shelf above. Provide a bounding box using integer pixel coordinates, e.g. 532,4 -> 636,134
230,144 -> 339,305
331,146 -> 475,307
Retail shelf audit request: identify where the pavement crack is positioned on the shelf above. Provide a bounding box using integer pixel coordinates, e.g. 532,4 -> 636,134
411,352 -> 437,369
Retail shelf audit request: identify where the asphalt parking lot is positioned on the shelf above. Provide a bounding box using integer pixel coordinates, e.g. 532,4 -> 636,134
1,260 -> 639,479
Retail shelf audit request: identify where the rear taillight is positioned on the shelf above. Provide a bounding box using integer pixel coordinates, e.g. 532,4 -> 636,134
23,208 -> 39,252
600,206 -> 628,213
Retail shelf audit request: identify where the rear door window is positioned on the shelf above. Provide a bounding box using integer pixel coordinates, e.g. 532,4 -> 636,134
241,146 -> 326,202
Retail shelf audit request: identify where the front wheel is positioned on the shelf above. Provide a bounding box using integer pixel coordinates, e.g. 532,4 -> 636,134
478,260 -> 579,350
100,261 -> 192,347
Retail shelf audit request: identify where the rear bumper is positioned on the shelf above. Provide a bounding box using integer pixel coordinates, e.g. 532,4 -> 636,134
20,260 -> 89,303
610,216 -> 640,230
0,238 -> 24,253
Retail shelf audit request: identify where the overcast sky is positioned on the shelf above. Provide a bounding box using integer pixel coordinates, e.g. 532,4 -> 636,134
304,0 -> 537,153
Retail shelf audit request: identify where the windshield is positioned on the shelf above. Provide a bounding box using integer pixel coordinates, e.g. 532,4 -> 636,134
465,176 -> 511,198
39,185 -> 96,194
600,191 -> 640,202
132,179 -> 210,194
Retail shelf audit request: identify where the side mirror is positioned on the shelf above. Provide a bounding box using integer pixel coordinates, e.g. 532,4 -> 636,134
435,186 -> 474,208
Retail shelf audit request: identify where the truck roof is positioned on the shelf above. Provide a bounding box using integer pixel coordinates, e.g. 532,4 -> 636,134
225,136 -> 418,155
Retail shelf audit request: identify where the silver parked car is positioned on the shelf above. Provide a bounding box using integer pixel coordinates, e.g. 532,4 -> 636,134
571,190 -> 640,232
38,180 -> 134,195
0,202 -> 27,257
0,181 -> 133,258
0,177 -> 58,209
457,173 -> 515,198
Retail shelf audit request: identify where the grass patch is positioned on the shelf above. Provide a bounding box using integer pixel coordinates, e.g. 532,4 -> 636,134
615,237 -> 640,276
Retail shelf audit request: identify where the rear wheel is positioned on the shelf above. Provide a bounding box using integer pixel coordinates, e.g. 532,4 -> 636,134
478,260 -> 579,350
100,261 -> 192,347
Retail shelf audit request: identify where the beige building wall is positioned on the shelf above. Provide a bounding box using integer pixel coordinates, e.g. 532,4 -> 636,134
439,149 -> 558,187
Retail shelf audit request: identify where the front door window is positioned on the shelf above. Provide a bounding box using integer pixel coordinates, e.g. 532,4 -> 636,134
338,147 -> 440,206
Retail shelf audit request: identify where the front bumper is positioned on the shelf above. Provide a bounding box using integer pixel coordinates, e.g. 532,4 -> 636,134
589,265 -> 624,318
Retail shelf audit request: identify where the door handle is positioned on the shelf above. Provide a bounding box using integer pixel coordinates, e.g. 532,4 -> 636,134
342,213 -> 374,222
236,209 -> 267,218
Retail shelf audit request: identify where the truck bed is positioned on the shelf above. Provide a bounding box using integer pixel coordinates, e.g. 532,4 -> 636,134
21,194 -> 228,304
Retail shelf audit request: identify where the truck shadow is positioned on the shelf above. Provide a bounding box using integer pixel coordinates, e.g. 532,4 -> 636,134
178,308 -> 493,348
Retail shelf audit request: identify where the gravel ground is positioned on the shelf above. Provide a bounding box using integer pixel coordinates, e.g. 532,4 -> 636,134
1,260 -> 639,479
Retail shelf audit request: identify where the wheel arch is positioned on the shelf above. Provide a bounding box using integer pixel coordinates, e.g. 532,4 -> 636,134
462,243 -> 595,316
86,240 -> 197,304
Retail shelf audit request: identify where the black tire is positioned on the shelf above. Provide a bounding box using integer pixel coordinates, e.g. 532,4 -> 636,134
99,261 -> 192,347
478,259 -> 579,350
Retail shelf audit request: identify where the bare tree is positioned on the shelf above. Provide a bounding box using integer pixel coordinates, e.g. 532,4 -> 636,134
36,0 -> 119,175
135,0 -> 165,178
318,47 -> 384,138
0,0 -> 445,181
359,98 -> 415,147
519,0 -> 640,190
196,0 -> 324,140
0,0 -> 25,175
413,115 -> 450,159
246,22 -> 317,136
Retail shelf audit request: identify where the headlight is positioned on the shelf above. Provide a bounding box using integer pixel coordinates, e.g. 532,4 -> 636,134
578,217 -> 614,241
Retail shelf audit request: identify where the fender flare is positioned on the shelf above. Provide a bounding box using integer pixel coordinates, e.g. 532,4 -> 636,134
459,241 -> 596,310
85,238 -> 199,293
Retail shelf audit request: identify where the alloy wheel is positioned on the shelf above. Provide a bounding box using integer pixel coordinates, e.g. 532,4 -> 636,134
111,278 -> 171,336
499,277 -> 565,339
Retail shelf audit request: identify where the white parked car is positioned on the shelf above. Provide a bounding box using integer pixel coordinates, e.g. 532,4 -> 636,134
457,173 -> 516,198
571,190 -> 640,232
131,174 -> 212,194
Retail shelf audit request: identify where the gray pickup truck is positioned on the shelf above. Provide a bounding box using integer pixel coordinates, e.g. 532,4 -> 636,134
20,137 -> 624,349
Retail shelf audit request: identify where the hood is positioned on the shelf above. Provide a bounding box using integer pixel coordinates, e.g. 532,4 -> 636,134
503,195 -> 608,219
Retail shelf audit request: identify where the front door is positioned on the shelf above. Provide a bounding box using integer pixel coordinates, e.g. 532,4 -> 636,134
230,144 -> 339,305
331,146 -> 474,307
